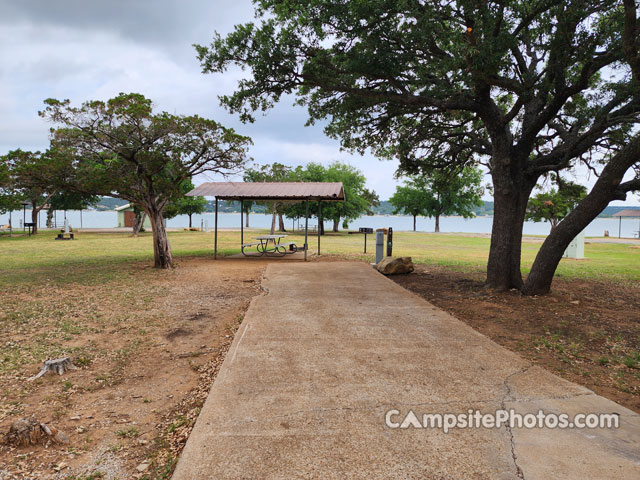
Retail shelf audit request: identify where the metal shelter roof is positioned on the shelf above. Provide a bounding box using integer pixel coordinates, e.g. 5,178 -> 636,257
614,209 -> 640,217
187,182 -> 345,201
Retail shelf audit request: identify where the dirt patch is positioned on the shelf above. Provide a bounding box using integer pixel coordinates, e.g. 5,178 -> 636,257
0,257 -> 265,479
391,265 -> 640,413
165,328 -> 192,341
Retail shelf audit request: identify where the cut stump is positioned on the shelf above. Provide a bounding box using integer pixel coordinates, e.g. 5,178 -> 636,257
4,418 -> 69,447
28,357 -> 77,381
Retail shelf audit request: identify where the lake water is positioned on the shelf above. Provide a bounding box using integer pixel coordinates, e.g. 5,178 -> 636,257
4,209 -> 640,238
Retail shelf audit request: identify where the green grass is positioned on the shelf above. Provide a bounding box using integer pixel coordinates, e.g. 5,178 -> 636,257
0,229 -> 638,286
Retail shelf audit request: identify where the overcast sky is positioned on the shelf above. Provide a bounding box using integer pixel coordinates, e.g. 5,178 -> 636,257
0,1 -> 637,204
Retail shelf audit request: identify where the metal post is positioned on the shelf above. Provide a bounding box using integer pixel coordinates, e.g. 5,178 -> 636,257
214,198 -> 219,259
619,216 -> 622,238
364,233 -> 367,253
304,200 -> 309,261
317,201 -> 321,256
240,199 -> 244,246
23,204 -> 26,232
375,231 -> 384,263
387,227 -> 393,256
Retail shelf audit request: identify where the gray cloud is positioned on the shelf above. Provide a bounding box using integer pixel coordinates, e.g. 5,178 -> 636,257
0,0 -> 496,200
0,1 -> 250,50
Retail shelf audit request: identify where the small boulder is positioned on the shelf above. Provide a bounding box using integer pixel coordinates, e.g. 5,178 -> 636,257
376,256 -> 414,275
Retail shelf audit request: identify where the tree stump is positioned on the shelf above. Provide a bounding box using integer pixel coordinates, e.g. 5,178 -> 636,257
28,357 -> 77,381
4,418 -> 68,447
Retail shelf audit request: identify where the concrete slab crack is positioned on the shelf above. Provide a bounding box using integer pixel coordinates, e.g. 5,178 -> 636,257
501,363 -> 533,480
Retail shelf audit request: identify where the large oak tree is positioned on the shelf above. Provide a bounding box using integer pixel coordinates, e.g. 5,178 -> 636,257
196,0 -> 640,292
41,93 -> 251,268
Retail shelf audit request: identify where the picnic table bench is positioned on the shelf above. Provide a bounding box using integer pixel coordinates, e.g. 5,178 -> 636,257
242,235 -> 298,257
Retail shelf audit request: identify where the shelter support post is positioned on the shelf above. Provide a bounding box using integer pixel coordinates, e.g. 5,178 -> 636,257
317,201 -> 321,256
214,198 -> 219,260
304,201 -> 309,262
240,199 -> 244,246
619,216 -> 622,239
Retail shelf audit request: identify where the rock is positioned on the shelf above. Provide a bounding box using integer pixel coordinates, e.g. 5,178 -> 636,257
136,463 -> 150,472
376,257 -> 414,275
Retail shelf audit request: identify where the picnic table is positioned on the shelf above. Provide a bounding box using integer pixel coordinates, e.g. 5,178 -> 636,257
242,234 -> 298,257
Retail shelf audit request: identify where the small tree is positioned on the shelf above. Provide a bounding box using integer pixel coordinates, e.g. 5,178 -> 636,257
389,183 -> 430,232
41,93 -> 251,268
394,168 -> 484,233
163,179 -> 207,228
2,149 -> 59,234
526,180 -> 587,232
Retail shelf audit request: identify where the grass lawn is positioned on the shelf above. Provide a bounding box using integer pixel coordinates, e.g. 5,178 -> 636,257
2,228 -> 638,287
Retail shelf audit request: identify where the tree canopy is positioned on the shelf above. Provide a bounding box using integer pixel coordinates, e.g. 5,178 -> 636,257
197,0 -> 640,293
283,161 -> 379,233
41,92 -> 251,268
243,162 -> 294,233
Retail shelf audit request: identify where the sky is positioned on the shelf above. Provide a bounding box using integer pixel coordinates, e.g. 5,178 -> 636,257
0,0 -> 637,204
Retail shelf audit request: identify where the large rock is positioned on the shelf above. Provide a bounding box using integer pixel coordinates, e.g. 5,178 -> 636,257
376,256 -> 414,275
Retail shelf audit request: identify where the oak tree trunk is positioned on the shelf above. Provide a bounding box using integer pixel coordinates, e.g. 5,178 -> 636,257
434,215 -> 440,233
245,209 -> 250,228
188,214 -> 193,228
333,218 -> 340,232
413,214 -> 416,231
270,210 -> 277,235
148,207 -> 173,269
486,164 -> 537,291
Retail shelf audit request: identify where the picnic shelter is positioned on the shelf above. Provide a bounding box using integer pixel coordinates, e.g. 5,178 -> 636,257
187,182 -> 345,260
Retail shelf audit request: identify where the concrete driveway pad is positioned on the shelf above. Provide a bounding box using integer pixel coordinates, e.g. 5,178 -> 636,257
172,262 -> 640,479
